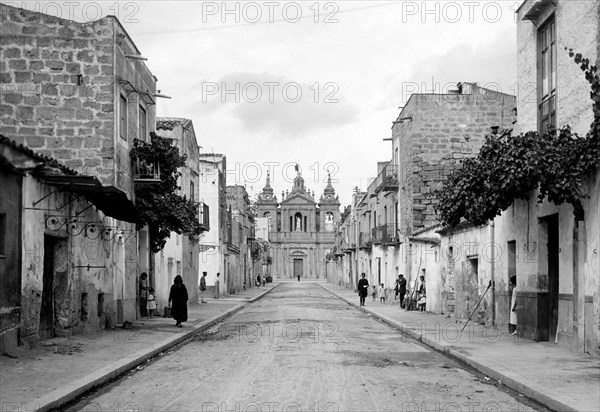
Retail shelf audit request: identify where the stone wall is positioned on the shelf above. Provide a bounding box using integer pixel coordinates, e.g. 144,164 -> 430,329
393,87 -> 516,235
1,4 -> 116,183
18,176 -> 138,346
0,3 -> 157,196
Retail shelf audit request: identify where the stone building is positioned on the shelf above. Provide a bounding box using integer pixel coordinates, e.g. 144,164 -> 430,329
491,0 -> 599,351
392,83 -> 517,236
342,85 -> 517,304
1,136 -> 138,350
0,3 -> 160,321
153,118 -> 204,307
0,4 -> 161,347
256,166 -> 340,279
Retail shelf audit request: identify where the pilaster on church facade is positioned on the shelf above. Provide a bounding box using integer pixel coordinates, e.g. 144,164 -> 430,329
256,165 -> 340,279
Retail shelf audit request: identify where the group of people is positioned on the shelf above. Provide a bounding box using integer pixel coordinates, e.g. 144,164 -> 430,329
138,271 -> 223,328
356,272 -> 426,311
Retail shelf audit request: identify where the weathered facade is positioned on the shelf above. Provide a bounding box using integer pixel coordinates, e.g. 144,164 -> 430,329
393,83 -> 517,236
494,0 -> 600,351
256,168 -> 340,279
343,85 -> 517,304
1,136 -> 138,350
0,4 -> 160,328
0,4 -> 164,348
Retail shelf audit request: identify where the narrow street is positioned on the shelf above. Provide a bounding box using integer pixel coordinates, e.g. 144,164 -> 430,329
69,282 -> 546,412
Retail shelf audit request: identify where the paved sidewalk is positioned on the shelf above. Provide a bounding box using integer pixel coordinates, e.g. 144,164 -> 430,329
0,283 -> 280,412
320,282 -> 600,412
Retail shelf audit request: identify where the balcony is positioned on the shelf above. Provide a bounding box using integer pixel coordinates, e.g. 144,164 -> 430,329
342,242 -> 356,253
199,202 -> 210,232
372,223 -> 400,245
358,232 -> 372,250
133,158 -> 161,184
368,162 -> 399,194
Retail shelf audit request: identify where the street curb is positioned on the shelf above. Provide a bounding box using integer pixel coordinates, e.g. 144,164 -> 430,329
318,283 -> 576,412
33,283 -> 281,412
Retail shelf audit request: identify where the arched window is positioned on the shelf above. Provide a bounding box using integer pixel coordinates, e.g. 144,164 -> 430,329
325,212 -> 334,232
263,212 -> 272,230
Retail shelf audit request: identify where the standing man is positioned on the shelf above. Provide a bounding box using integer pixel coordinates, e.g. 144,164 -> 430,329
357,272 -> 369,307
139,272 -> 149,318
214,272 -> 220,299
297,274 -> 301,282
200,271 -> 207,303
398,274 -> 407,309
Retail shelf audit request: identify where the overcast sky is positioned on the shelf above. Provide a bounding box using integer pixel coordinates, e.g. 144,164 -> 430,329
19,0 -> 520,205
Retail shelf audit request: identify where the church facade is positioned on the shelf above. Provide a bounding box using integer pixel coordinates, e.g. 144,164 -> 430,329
256,166 -> 340,279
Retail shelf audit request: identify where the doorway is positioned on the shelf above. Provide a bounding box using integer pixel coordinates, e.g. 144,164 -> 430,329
545,215 -> 559,341
40,235 -> 58,340
507,240 -> 517,325
293,259 -> 303,278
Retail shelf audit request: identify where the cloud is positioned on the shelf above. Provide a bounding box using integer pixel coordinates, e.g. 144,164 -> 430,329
190,72 -> 359,138
381,28 -> 517,108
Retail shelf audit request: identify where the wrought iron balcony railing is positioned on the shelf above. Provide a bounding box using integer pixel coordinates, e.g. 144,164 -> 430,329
371,223 -> 400,245
359,232 -> 372,250
367,162 -> 400,194
133,158 -> 161,183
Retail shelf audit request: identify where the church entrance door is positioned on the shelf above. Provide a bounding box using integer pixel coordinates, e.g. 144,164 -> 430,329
293,259 -> 303,279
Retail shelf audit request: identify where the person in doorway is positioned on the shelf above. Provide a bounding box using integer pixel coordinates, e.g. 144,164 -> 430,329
297,274 -> 301,282
398,274 -> 407,309
509,276 -> 518,336
200,271 -> 207,303
357,272 -> 369,307
417,275 -> 426,311
379,283 -> 386,303
147,288 -> 157,318
214,272 -> 221,299
139,272 -> 149,318
168,275 -> 188,328
394,275 -> 400,301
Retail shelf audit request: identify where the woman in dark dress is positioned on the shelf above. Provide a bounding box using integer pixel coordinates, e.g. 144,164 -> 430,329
169,275 -> 188,327
357,272 -> 369,307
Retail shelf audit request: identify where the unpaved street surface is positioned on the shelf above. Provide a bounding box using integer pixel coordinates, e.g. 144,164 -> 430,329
69,282 -> 546,412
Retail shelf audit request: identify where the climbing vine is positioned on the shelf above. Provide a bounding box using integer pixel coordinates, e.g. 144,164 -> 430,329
130,132 -> 205,252
435,50 -> 600,227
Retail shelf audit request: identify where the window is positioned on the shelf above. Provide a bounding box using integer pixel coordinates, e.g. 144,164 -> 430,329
538,16 -> 556,133
190,181 -> 195,202
0,213 -> 6,257
139,105 -> 147,141
119,95 -> 127,140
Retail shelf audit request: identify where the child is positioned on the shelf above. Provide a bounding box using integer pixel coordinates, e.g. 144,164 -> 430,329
379,283 -> 386,303
147,288 -> 157,318
371,285 -> 377,301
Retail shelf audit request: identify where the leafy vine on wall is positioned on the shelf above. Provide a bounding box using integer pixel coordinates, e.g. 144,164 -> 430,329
130,132 -> 204,252
435,50 -> 600,228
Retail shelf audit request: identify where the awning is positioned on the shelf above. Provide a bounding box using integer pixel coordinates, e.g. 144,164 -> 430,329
36,174 -> 140,223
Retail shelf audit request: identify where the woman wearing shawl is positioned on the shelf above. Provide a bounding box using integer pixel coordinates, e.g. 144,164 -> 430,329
169,275 -> 188,328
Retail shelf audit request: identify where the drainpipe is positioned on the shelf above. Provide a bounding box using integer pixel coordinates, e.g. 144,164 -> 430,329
490,220 -> 496,326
